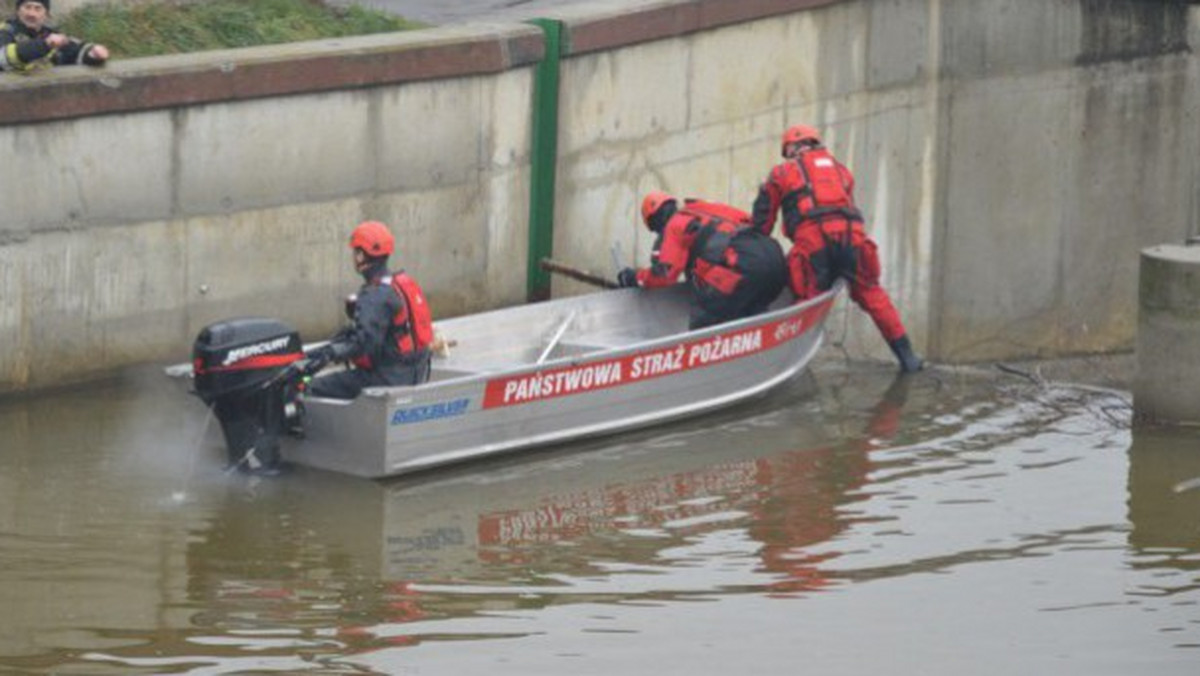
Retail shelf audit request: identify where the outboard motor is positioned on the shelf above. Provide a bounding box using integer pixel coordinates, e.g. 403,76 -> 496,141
192,318 -> 305,473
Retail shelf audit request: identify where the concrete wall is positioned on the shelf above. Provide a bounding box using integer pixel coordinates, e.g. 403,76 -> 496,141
931,0 -> 1198,361
548,0 -> 938,362
0,25 -> 542,391
547,0 -> 1199,363
1,0 -> 1197,394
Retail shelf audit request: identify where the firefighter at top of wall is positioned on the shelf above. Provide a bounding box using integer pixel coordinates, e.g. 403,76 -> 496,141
616,193 -> 788,330
752,124 -> 923,373
1,0 -> 108,73
304,220 -> 434,400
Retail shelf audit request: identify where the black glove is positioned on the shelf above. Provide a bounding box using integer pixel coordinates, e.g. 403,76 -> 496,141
617,267 -> 639,288
304,345 -> 335,374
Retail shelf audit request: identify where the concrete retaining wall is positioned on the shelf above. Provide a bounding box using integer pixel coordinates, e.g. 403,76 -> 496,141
932,0 -> 1198,361
548,0 -> 1198,363
1,0 -> 1196,394
0,25 -> 543,391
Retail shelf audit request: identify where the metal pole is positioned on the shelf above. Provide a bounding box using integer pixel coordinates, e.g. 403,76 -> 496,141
526,19 -> 563,302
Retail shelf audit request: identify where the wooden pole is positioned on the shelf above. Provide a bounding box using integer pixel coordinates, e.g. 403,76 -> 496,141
539,258 -> 620,289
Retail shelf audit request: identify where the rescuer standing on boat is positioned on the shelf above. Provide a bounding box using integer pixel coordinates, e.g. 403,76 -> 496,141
305,220 -> 434,399
752,124 -> 923,373
617,193 -> 787,330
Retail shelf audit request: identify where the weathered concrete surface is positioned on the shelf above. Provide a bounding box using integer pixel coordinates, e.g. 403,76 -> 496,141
1,0 -> 1198,394
933,1 -> 1197,362
0,24 -> 539,391
549,0 -> 1198,364
1134,244 -> 1200,426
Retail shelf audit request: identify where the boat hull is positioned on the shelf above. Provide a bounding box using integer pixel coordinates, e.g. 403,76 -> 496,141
284,285 -> 837,478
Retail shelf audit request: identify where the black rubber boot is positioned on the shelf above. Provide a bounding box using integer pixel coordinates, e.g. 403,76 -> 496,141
888,335 -> 924,374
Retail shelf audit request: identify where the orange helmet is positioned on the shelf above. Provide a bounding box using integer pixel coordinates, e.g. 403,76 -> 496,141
349,220 -> 394,257
781,124 -> 821,156
640,191 -> 675,227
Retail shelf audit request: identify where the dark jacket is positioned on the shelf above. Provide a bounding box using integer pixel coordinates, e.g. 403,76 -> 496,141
307,261 -> 431,399
1,18 -> 103,71
326,262 -> 428,375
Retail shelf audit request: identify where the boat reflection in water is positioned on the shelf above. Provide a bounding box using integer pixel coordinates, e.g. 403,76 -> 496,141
181,372 -> 914,647
19,364 -> 1194,674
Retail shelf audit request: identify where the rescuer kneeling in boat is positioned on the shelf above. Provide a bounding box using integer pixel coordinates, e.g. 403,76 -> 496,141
304,220 -> 434,399
617,192 -> 787,330
752,124 -> 923,373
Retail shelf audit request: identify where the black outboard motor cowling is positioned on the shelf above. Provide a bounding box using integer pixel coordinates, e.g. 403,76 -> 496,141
193,318 -> 305,473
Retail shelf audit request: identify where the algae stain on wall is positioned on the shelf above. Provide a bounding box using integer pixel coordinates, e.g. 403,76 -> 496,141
1077,0 -> 1191,66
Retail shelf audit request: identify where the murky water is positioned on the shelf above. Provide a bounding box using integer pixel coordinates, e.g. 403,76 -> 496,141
0,361 -> 1196,674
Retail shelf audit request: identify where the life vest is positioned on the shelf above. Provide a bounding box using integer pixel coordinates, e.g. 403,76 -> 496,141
351,272 -> 433,370
680,205 -> 749,296
387,272 -> 434,353
782,147 -> 863,240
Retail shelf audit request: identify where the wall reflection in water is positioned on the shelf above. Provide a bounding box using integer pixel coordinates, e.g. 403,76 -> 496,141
1127,427 -> 1200,599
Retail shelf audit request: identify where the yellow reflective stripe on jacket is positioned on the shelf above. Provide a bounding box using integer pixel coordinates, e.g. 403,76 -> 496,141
2,43 -> 20,70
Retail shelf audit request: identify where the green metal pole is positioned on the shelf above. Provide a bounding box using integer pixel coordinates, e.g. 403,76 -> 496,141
526,19 -> 563,302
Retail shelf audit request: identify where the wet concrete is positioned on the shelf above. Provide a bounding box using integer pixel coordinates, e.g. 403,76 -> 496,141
1,353 -> 1196,674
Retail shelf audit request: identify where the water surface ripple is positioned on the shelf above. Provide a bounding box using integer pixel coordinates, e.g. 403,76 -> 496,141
0,364 -> 1195,674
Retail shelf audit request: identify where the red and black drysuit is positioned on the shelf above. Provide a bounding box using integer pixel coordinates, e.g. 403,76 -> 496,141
308,260 -> 432,400
752,145 -> 909,345
635,199 -> 787,330
0,18 -> 104,71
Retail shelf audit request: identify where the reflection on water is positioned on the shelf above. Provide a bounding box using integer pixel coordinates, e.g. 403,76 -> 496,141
0,363 -> 1196,674
1128,428 -> 1200,604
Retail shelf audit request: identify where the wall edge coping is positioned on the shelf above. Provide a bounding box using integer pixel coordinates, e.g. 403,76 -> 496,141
0,0 -> 846,125
0,22 -> 545,124
525,0 -> 841,55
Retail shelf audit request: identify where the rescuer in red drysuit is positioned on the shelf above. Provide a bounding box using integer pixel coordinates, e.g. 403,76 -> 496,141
617,192 -> 787,330
305,220 -> 434,399
752,124 -> 923,373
